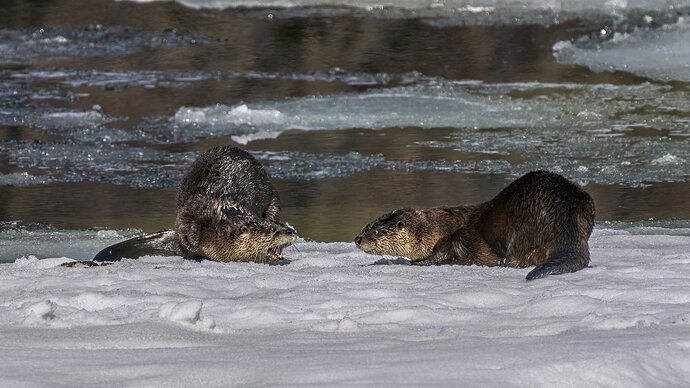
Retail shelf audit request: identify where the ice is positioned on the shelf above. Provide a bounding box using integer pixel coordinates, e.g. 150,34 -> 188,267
0,222 -> 141,263
1,225 -> 690,385
0,142 -> 385,186
125,0 -> 690,27
0,26 -> 209,65
172,83 -> 545,143
253,151 -> 385,179
554,18 -> 690,82
11,68 -> 396,89
0,172 -> 51,185
0,141 -> 195,188
130,0 -> 690,12
169,80 -> 689,185
417,126 -> 690,185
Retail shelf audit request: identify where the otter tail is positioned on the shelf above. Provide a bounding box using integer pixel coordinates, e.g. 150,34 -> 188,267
525,241 -> 591,281
93,230 -> 181,262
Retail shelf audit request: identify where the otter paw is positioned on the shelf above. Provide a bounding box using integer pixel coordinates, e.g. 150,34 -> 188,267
372,257 -> 411,265
60,261 -> 109,268
268,259 -> 292,266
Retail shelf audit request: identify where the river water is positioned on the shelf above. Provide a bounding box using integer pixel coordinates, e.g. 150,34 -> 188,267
0,0 -> 688,246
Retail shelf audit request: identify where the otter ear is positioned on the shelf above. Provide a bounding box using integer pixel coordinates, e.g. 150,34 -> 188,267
222,207 -> 244,219
396,220 -> 405,230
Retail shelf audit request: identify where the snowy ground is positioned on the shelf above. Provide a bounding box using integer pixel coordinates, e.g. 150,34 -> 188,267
2,227 -> 690,386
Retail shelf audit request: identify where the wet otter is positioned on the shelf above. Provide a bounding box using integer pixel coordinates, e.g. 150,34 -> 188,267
355,171 -> 595,280
93,146 -> 296,263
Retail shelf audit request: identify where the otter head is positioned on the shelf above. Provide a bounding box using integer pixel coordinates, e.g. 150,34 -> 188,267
179,204 -> 297,263
354,208 -> 432,261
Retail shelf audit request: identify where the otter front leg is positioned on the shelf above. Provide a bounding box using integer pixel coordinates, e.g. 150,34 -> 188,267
413,233 -> 458,266
263,197 -> 282,221
414,227 -> 501,267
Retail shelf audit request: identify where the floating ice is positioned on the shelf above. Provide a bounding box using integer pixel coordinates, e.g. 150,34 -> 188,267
0,172 -> 51,186
0,222 -> 141,263
124,0 -> 690,26
0,26 -> 209,65
0,141 -> 195,188
172,83 -> 543,143
1,225 -> 690,384
418,127 -> 690,185
174,81 -> 690,142
9,68 -> 396,89
254,151 -> 385,179
554,18 -> 690,82
0,141 -> 384,186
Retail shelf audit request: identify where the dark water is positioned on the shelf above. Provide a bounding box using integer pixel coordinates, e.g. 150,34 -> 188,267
0,0 -> 688,242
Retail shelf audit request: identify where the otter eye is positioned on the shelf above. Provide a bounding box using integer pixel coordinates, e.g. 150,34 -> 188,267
373,230 -> 379,235
396,221 -> 404,230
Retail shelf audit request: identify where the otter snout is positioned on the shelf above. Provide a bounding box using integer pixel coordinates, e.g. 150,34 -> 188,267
354,235 -> 363,246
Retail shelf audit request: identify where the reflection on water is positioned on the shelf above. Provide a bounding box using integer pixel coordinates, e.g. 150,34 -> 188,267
2,172 -> 690,242
0,0 -> 688,243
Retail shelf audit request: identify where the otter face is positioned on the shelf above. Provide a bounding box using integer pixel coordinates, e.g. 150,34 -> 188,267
199,207 -> 297,263
354,208 -> 425,260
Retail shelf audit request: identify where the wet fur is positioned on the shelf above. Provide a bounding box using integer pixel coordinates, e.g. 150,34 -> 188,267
94,146 -> 295,263
355,171 -> 595,280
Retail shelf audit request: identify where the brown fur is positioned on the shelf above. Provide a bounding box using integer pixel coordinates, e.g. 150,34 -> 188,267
355,171 -> 595,280
355,206 -> 470,260
94,146 -> 296,263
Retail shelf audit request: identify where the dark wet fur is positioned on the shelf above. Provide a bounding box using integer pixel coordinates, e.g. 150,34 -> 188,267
94,230 -> 180,261
357,171 -> 595,280
94,146 -> 294,263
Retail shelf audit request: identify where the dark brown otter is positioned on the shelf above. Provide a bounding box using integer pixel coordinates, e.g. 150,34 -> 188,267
93,146 -> 296,263
355,171 -> 595,280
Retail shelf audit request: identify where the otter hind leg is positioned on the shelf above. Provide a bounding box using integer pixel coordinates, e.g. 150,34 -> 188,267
525,243 -> 590,281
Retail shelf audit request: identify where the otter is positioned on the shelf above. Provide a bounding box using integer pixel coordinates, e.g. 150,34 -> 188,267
355,171 -> 595,280
93,146 -> 296,263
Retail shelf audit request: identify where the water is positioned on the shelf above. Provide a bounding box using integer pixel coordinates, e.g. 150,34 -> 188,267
1,0 -> 689,251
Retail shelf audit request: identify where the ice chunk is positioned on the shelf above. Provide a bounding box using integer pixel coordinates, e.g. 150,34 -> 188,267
652,153 -> 685,165
0,222 -> 141,263
554,18 -> 690,82
0,26 -> 209,65
253,151 -> 385,179
123,0 -> 690,27
0,141 -> 195,188
172,83 -> 545,143
0,172 -> 51,186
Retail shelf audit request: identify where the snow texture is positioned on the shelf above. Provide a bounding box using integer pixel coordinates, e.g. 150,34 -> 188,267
1,227 -> 690,385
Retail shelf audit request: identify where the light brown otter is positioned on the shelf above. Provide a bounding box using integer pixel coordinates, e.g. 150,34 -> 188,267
93,146 -> 296,263
355,171 -> 595,280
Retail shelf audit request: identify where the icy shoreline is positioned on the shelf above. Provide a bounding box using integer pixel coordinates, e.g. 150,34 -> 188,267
2,227 -> 690,385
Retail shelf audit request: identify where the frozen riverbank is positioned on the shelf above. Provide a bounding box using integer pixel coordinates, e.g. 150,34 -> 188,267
1,227 -> 690,385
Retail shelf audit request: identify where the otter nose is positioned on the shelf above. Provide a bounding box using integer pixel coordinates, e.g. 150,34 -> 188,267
354,236 -> 362,246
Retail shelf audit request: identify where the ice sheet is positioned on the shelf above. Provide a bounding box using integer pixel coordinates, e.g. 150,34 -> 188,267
1,225 -> 690,385
554,18 -> 690,82
0,142 -> 385,186
0,26 -> 208,65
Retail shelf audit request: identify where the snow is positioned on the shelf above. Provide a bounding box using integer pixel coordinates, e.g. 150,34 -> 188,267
1,227 -> 690,385
554,18 -> 690,82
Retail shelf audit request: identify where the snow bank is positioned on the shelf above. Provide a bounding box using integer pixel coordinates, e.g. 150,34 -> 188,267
1,227 -> 690,385
554,18 -> 690,82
